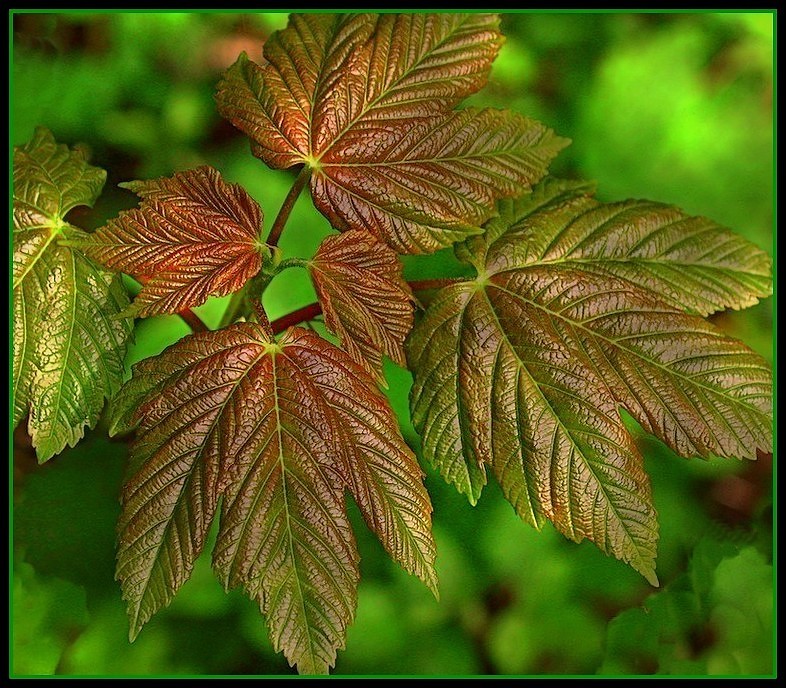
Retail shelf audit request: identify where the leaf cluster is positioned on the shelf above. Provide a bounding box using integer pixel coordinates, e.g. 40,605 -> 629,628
12,13 -> 772,675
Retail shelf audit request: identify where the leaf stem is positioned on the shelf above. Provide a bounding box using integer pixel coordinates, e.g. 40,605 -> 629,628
271,303 -> 323,335
218,288 -> 247,329
179,308 -> 210,333
269,278 -> 467,334
266,165 -> 312,248
278,257 -> 309,270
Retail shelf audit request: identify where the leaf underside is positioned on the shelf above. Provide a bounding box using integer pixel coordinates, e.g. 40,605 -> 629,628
216,13 -> 569,253
69,165 -> 265,317
310,230 -> 414,384
13,126 -> 132,462
111,324 -> 435,674
408,178 -> 773,584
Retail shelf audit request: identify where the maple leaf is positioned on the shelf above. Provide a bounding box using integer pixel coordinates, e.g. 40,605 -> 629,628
110,321 -> 435,674
13,127 -> 132,462
216,13 -> 568,253
309,230 -> 414,384
408,179 -> 773,583
68,166 -> 266,317
461,178 -> 773,316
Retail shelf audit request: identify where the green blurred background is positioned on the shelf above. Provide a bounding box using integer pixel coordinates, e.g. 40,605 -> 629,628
11,12 -> 774,677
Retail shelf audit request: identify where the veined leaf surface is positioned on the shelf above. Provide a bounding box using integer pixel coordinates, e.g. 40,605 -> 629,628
310,230 -> 414,383
111,322 -> 435,674
408,180 -> 773,583
216,14 -> 568,253
13,127 -> 132,461
70,166 -> 266,316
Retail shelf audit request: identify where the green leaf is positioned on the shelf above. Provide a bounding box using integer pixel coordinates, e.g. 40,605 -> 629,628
408,281 -> 660,584
111,323 -> 435,674
13,126 -> 132,462
67,166 -> 266,317
463,178 -> 772,316
408,183 -> 773,582
466,181 -> 773,459
216,14 -> 567,253
601,540 -> 773,675
309,230 -> 414,384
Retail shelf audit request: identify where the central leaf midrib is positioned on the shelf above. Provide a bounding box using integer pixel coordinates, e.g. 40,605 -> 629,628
270,351 -> 319,672
322,147 -> 532,168
13,220 -> 62,290
520,254 -> 773,277
44,249 -> 78,448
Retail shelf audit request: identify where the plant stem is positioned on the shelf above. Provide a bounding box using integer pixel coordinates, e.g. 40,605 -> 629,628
271,303 -> 323,335
219,288 -> 248,329
266,165 -> 312,247
179,308 -> 210,333
268,278 -> 467,334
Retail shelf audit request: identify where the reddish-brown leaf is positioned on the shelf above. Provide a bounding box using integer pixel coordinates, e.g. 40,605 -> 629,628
216,14 -> 567,253
217,14 -> 502,167
69,166 -> 265,317
309,230 -> 414,383
110,322 -> 435,673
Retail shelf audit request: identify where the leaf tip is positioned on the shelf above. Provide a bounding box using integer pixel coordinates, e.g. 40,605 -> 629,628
643,568 -> 660,588
425,575 -> 440,601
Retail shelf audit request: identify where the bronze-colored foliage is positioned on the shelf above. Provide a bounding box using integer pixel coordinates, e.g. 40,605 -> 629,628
216,13 -> 567,253
110,321 -> 435,674
309,230 -> 414,383
408,179 -> 772,584
14,13 -> 773,678
70,166 -> 266,316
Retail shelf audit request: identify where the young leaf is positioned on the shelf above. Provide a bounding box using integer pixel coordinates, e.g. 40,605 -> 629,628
13,127 -> 132,462
216,14 -> 503,168
408,185 -> 773,582
216,14 -> 568,253
309,230 -> 414,383
111,323 -> 435,674
69,166 -> 266,317
109,330 -> 254,640
290,329 -> 437,594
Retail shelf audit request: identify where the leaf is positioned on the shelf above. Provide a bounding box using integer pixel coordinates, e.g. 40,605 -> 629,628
408,282 -> 660,583
469,181 -> 774,458
111,323 -> 435,674
217,14 -> 503,168
216,14 -> 568,253
408,184 -> 773,582
309,230 -> 414,383
600,540 -> 773,675
69,166 -> 265,317
462,178 -> 773,316
110,330 -> 249,640
13,126 -> 132,462
290,329 -> 437,595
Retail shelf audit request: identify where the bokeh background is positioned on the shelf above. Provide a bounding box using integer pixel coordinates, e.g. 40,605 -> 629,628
11,11 -> 774,677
